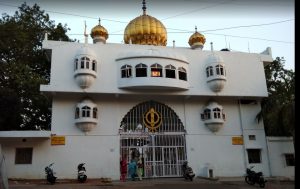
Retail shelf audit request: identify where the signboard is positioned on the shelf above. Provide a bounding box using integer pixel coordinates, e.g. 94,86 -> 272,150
232,136 -> 243,145
51,136 -> 65,145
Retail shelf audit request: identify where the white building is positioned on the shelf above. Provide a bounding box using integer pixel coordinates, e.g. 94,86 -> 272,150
0,1 -> 294,180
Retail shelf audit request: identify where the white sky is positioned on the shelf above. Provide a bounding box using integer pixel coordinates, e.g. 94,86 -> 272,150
0,0 -> 295,70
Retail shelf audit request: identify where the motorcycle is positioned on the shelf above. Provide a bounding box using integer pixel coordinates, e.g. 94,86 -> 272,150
77,163 -> 87,183
45,163 -> 57,184
245,166 -> 267,188
182,161 -> 195,181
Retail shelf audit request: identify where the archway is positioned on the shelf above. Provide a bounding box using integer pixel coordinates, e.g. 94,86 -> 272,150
119,100 -> 187,178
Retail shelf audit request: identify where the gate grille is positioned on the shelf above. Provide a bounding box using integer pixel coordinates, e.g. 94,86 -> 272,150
120,101 -> 187,178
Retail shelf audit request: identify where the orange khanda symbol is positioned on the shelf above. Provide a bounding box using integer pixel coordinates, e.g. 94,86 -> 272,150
143,108 -> 162,132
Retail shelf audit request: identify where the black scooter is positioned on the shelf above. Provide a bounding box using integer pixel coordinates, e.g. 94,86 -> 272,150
77,163 -> 87,183
245,166 -> 267,188
45,163 -> 57,184
182,161 -> 195,181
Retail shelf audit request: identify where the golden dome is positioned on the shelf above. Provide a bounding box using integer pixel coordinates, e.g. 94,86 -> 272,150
90,19 -> 108,44
124,1 -> 167,46
188,27 -> 206,49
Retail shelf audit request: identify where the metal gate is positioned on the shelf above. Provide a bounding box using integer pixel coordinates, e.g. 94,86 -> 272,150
119,101 -> 187,178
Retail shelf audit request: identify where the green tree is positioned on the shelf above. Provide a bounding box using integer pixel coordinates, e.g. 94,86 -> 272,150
0,3 -> 73,130
257,57 -> 295,139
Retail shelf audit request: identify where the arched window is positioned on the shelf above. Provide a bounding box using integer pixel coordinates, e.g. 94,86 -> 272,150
92,60 -> 97,71
213,108 -> 221,118
75,107 -> 80,119
204,109 -> 211,119
178,67 -> 187,81
93,107 -> 98,118
80,57 -> 90,69
74,58 -> 78,70
121,65 -> 132,78
165,64 -> 176,79
206,66 -> 213,77
135,63 -> 147,77
82,106 -> 91,117
216,65 -> 225,76
151,63 -> 163,77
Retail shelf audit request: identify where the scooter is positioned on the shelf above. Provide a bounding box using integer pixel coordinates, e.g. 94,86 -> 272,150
182,161 -> 195,181
245,166 -> 267,188
45,163 -> 57,184
77,163 -> 87,183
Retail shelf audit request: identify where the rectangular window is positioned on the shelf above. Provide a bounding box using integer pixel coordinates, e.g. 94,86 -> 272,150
249,135 -> 256,140
15,148 -> 33,164
247,149 -> 261,164
151,70 -> 161,77
285,154 -> 295,166
165,70 -> 176,78
136,68 -> 147,77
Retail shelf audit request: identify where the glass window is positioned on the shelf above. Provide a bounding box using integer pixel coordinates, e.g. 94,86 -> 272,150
165,65 -> 176,79
75,107 -> 80,119
178,67 -> 187,81
249,135 -> 256,140
204,109 -> 211,119
74,58 -> 78,70
136,63 -> 147,77
206,66 -> 213,77
247,149 -> 261,164
92,60 -> 97,71
285,154 -> 295,166
151,63 -> 163,77
80,57 -> 90,69
93,107 -> 98,118
216,65 -> 225,76
213,108 -> 221,119
82,106 -> 91,117
121,65 -> 132,78
15,148 -> 33,164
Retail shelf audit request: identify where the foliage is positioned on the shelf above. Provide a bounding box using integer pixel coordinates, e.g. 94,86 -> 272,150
0,3 -> 73,130
257,57 -> 295,137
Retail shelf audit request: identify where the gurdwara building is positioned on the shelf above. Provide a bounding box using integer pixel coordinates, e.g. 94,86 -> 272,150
0,1 -> 295,180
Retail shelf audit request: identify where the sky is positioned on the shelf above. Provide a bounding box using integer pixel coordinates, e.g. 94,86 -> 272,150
0,0 -> 295,70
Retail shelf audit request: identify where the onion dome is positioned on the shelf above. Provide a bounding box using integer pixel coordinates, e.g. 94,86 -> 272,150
188,26 -> 206,49
90,18 -> 109,44
124,0 -> 167,46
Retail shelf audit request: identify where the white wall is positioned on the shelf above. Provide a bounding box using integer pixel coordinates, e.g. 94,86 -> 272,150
41,41 -> 269,98
266,137 -> 294,179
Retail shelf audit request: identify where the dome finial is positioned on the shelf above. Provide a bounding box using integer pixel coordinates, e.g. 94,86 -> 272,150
210,42 -> 214,52
195,26 -> 197,32
142,0 -> 147,15
98,18 -> 101,25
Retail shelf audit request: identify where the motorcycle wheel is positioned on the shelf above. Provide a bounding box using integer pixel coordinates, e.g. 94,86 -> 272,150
259,182 -> 265,188
245,176 -> 255,185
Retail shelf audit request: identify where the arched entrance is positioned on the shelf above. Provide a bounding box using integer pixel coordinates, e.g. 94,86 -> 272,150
119,100 -> 187,178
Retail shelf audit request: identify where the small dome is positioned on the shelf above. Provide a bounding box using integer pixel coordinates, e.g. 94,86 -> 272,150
124,1 -> 167,46
90,19 -> 108,44
188,27 -> 206,49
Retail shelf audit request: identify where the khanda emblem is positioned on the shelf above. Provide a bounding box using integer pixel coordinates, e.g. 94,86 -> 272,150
143,108 -> 162,132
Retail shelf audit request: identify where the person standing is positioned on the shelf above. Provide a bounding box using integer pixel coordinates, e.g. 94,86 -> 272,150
128,159 -> 137,181
120,158 -> 127,182
137,158 -> 143,181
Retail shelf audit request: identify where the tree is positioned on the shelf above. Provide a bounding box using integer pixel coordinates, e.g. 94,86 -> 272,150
257,57 -> 295,139
0,3 -> 73,130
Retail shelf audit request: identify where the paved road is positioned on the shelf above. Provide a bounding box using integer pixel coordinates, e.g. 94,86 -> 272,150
8,178 -> 295,189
